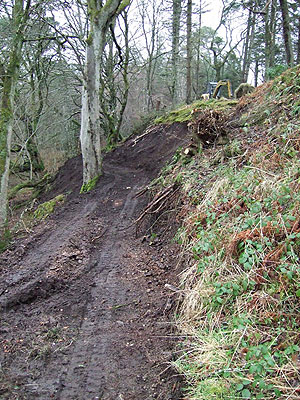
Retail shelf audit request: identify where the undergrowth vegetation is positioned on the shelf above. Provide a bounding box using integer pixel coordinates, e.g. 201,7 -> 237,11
0,193 -> 66,252
153,66 -> 300,399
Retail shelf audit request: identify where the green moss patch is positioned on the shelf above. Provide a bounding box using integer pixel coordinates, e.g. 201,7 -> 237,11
155,99 -> 237,125
0,227 -> 11,253
33,194 -> 65,220
80,175 -> 100,193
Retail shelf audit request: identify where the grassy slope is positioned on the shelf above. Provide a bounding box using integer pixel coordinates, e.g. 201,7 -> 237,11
156,67 -> 300,399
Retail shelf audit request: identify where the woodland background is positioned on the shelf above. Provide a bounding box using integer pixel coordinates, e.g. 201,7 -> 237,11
0,0 -> 299,224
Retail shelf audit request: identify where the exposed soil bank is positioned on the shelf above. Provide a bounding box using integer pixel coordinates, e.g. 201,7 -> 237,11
0,124 -> 189,400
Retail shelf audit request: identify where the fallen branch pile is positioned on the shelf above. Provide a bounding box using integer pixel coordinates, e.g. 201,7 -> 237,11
188,109 -> 229,146
135,183 -> 181,236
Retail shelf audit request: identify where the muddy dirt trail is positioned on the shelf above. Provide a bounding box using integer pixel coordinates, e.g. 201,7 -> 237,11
0,124 -> 189,400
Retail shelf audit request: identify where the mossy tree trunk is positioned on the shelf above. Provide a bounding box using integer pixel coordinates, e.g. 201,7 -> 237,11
0,0 -> 30,227
80,0 -> 130,190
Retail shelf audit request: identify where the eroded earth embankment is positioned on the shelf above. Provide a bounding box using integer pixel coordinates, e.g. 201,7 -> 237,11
0,123 -> 188,400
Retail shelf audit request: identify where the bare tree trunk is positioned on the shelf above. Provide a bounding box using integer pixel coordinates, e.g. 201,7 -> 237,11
171,0 -> 182,106
116,10 -> 130,136
211,48 -> 222,81
145,9 -> 156,111
297,15 -> 300,64
138,0 -> 158,112
186,0 -> 192,104
269,0 -> 277,68
279,0 -> 294,67
0,0 -> 30,227
79,0 -> 130,191
254,60 -> 259,87
195,0 -> 202,98
100,10 -> 130,147
264,0 -> 277,80
242,7 -> 256,82
264,2 -> 271,78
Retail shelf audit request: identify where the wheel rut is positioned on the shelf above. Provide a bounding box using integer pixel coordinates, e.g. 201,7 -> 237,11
57,186 -> 142,399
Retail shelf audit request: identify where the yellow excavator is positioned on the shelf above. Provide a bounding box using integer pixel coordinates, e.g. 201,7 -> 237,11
207,80 -> 232,99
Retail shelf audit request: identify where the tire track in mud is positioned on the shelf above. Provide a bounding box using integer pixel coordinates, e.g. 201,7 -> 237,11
57,186 -> 142,399
0,201 -> 98,291
31,169 -> 172,400
1,174 -> 117,285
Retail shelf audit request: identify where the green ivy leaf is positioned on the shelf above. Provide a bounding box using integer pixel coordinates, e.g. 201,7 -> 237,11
242,388 -> 251,399
244,262 -> 252,270
249,364 -> 257,374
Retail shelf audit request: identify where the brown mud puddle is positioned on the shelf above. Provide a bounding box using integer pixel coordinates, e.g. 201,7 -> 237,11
0,124 -> 188,400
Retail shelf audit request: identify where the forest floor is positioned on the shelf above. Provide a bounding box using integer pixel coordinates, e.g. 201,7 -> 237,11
0,123 -> 190,400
